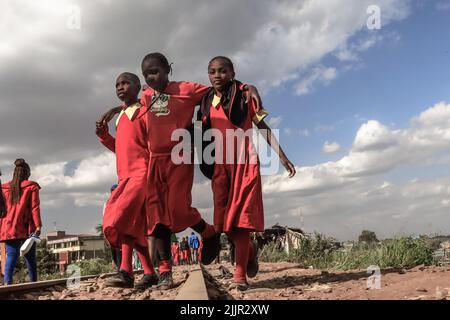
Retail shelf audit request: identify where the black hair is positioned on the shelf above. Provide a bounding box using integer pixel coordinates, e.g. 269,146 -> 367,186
118,72 -> 141,85
142,52 -> 172,73
117,72 -> 141,92
10,158 -> 31,204
208,56 -> 235,72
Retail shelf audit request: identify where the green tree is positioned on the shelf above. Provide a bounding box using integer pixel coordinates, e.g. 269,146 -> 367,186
37,239 -> 56,276
358,230 -> 378,243
96,223 -> 103,236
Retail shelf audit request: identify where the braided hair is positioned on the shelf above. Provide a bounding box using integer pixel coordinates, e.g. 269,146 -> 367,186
10,159 -> 31,204
141,52 -> 173,74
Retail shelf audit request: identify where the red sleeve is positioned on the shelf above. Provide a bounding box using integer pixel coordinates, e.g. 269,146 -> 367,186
98,133 -> 116,153
189,82 -> 209,105
30,185 -> 42,228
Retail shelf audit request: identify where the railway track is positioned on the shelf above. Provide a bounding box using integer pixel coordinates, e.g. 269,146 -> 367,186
0,265 -> 232,300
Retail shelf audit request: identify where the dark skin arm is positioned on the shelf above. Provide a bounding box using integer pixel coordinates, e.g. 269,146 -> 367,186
255,119 -> 296,178
97,106 -> 122,126
97,85 -> 263,124
95,119 -> 109,136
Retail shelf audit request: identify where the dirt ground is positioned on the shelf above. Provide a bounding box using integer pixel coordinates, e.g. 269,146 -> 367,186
5,262 -> 450,300
205,262 -> 450,300
6,265 -> 197,300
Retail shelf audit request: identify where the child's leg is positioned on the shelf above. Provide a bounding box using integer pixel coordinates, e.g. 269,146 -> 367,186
23,243 -> 38,282
134,242 -> 156,275
120,236 -> 134,274
4,240 -> 21,285
227,229 -> 252,284
153,224 -> 172,274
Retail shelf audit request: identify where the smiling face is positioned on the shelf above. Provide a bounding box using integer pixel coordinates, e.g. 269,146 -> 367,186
115,73 -> 140,103
208,58 -> 235,94
141,58 -> 170,92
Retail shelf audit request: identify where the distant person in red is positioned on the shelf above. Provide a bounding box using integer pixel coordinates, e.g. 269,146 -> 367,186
99,52 -> 263,289
0,159 -> 42,285
171,241 -> 180,266
197,239 -> 203,264
96,72 -> 157,290
198,56 -> 296,290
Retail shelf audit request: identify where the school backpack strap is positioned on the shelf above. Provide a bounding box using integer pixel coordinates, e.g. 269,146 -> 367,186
197,88 -> 216,180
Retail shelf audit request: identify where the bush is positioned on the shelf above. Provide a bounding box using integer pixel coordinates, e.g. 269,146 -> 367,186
70,258 -> 115,276
260,233 -> 434,270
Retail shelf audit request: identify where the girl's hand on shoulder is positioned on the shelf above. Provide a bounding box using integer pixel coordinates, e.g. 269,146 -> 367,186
243,85 -> 262,112
98,106 -> 122,124
282,158 -> 296,178
95,121 -> 108,136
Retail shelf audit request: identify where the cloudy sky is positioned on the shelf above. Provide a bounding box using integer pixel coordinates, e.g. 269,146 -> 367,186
1,0 -> 450,241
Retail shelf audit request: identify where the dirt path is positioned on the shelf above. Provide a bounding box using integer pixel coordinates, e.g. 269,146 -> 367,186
206,262 -> 450,300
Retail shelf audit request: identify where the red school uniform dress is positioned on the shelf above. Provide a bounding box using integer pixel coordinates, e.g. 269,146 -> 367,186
98,102 -> 150,248
203,82 -> 265,233
0,181 -> 42,241
171,242 -> 180,266
141,81 -> 209,235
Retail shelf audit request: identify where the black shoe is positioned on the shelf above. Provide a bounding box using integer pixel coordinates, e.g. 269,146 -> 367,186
104,269 -> 134,288
247,240 -> 259,278
157,272 -> 174,290
201,232 -> 221,265
134,273 -> 159,290
228,281 -> 249,291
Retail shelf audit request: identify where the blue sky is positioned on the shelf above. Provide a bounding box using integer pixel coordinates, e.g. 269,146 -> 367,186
265,2 -> 450,167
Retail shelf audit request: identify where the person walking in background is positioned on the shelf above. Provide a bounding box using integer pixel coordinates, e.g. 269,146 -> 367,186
0,159 -> 42,285
188,232 -> 200,264
180,237 -> 190,265
171,240 -> 180,266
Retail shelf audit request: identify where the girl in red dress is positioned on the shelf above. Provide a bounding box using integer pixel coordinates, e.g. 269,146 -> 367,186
199,56 -> 296,290
96,72 -> 157,290
98,53 -> 263,289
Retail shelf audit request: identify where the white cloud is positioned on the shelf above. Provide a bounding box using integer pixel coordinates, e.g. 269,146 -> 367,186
295,66 -> 338,95
436,1 -> 450,11
267,116 -> 282,128
323,141 -> 341,154
299,129 -> 310,137
264,101 -> 450,194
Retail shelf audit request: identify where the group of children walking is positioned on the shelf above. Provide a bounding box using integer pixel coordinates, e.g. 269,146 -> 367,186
95,52 -> 296,291
171,234 -> 202,266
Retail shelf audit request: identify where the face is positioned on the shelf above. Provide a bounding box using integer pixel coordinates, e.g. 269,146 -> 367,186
141,58 -> 169,91
115,75 -> 139,102
208,59 -> 235,93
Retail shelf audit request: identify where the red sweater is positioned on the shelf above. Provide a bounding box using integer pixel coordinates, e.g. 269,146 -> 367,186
0,180 -> 42,241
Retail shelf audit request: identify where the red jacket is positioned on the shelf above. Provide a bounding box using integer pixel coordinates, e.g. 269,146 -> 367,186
0,180 -> 42,241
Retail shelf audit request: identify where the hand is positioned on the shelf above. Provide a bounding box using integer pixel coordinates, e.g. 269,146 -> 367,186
281,158 -> 296,178
95,121 -> 108,136
243,85 -> 262,112
34,227 -> 41,237
98,106 -> 122,124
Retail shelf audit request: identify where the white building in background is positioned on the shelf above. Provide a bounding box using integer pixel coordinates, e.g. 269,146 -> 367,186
46,231 -> 106,273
